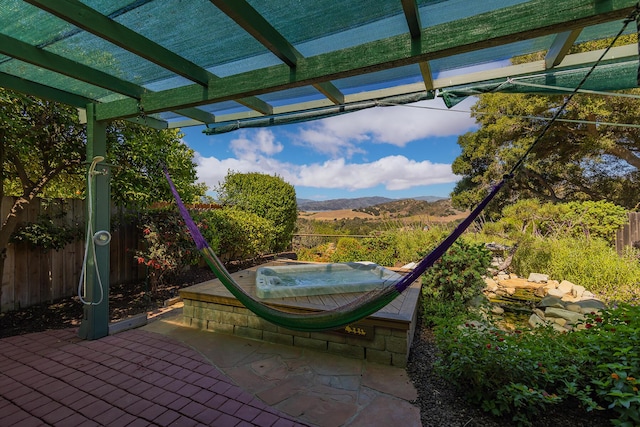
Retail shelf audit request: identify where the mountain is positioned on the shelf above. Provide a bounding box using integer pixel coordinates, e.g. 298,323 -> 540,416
297,196 -> 448,211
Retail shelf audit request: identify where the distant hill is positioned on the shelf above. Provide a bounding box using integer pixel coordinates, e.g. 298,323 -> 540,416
297,196 -> 447,211
297,197 -> 394,211
354,198 -> 461,218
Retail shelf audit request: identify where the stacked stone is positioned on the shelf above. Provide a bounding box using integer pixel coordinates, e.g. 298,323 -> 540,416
484,273 -> 606,332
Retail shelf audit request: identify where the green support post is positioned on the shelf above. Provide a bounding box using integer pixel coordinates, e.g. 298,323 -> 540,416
78,103 -> 111,340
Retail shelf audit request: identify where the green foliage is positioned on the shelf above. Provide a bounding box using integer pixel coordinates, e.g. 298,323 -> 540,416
422,240 -> 492,306
512,236 -> 640,303
434,305 -> 640,426
451,85 -> 640,213
296,221 -> 452,268
107,123 -> 206,208
196,208 -> 276,261
216,171 -> 297,252
11,213 -> 83,251
325,235 -> 397,266
489,199 -> 627,243
564,200 -> 628,243
135,208 -> 201,290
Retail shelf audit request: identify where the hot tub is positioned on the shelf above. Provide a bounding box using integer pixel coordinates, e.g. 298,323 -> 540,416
255,262 -> 402,299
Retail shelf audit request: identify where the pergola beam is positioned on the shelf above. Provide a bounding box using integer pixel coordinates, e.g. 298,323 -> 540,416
24,0 -> 273,116
24,0 -> 211,87
545,29 -> 582,69
211,0 -> 344,104
94,0 -> 638,121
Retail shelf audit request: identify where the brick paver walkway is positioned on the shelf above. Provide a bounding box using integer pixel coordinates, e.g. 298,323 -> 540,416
0,328 -> 308,427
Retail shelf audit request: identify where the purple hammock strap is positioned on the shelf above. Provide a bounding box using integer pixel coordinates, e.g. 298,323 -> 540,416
164,163 -> 507,294
163,167 -> 208,250
393,180 -> 506,293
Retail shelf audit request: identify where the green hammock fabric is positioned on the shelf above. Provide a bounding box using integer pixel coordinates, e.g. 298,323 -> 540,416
163,9 -> 636,332
164,168 -> 504,332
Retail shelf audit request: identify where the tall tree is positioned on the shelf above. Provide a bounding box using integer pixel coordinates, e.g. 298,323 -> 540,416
0,89 -> 205,302
451,35 -> 640,213
451,90 -> 640,214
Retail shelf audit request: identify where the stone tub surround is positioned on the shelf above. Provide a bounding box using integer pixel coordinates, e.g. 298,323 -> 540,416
180,260 -> 421,368
484,272 -> 607,332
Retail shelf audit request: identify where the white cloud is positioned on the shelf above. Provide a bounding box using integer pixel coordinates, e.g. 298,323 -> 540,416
229,128 -> 283,160
195,152 -> 458,194
294,99 -> 477,155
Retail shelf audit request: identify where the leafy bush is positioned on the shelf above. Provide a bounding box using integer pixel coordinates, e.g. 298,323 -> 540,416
422,239 -> 492,307
11,213 -> 83,251
489,199 -> 627,243
512,236 -> 640,303
216,171 -> 297,252
135,208 -> 201,290
297,226 -> 451,267
197,207 -> 275,261
434,305 -> 640,426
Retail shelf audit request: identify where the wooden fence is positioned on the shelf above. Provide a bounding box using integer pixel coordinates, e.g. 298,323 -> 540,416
0,197 -> 141,313
616,212 -> 640,254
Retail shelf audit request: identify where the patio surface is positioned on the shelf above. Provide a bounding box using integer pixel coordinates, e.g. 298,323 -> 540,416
0,307 -> 420,427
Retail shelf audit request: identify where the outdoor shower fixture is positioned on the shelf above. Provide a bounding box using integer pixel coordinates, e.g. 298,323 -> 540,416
93,230 -> 111,246
78,155 -> 109,306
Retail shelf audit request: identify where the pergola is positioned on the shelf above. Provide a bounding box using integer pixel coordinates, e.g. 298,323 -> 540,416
2,0 -> 638,339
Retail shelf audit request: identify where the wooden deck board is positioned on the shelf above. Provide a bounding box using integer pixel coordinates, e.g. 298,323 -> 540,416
180,259 -> 421,330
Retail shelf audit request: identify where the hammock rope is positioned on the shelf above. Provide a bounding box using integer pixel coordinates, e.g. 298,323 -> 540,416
164,7 -> 638,332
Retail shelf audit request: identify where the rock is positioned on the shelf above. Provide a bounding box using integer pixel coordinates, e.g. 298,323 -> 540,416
565,304 -> 583,313
484,278 -> 499,292
490,305 -> 505,315
581,290 -> 596,299
528,313 -> 547,328
495,273 -> 510,281
547,288 -> 566,298
552,323 -> 569,333
546,280 -> 559,289
505,287 -> 516,296
552,317 -> 567,327
572,284 -> 586,299
545,307 -> 584,323
533,308 -> 546,319
538,295 -> 565,308
528,273 -> 548,283
557,280 -> 574,294
534,286 -> 547,298
573,299 -> 607,311
496,278 -> 538,289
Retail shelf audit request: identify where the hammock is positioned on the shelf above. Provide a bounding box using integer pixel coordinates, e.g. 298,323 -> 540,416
164,8 -> 636,332
164,166 -> 505,332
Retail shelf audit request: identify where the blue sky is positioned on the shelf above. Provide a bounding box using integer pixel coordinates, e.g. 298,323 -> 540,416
180,97 -> 478,201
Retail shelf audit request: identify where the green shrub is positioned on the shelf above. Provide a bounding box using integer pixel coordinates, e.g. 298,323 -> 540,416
489,199 -> 627,243
135,208 -> 201,290
197,207 -> 276,261
512,236 -> 640,303
434,305 -> 640,426
216,171 -> 297,252
422,239 -> 492,306
297,226 -> 452,267
11,213 -> 83,251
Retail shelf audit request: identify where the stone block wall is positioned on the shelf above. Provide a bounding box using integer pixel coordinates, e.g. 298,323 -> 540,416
182,299 -> 410,367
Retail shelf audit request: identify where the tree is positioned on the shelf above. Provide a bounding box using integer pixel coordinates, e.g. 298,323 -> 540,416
216,171 -> 297,252
106,122 -> 206,208
0,89 -> 205,303
451,36 -> 640,213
